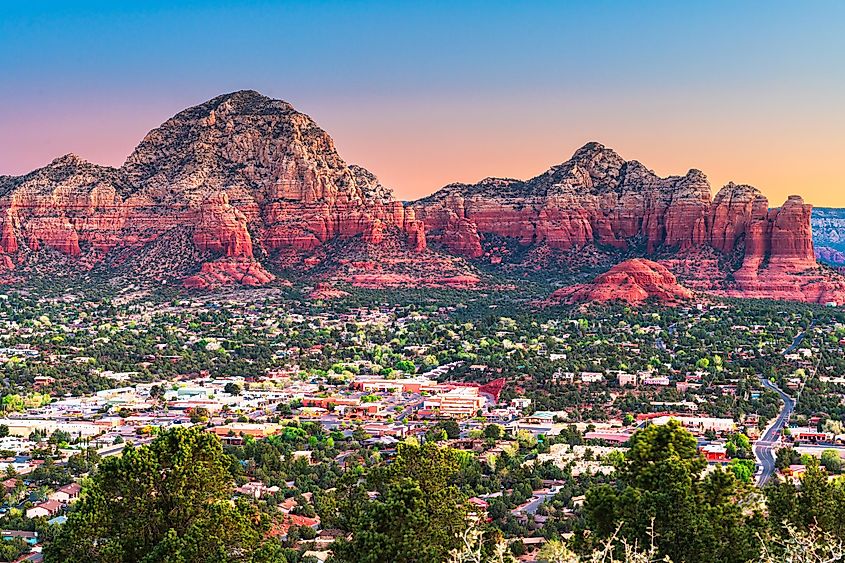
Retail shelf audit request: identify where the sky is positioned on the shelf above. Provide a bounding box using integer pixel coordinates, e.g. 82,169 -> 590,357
1,1 -> 843,205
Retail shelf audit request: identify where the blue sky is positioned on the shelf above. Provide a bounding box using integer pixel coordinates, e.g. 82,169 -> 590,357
2,1 -> 843,203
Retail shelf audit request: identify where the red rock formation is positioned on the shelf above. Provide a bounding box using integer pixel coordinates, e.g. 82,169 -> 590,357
0,211 -> 17,254
0,92 -> 833,303
192,192 -> 254,258
550,258 -> 694,305
0,91 -> 421,287
183,259 -> 276,289
769,195 -> 816,269
402,208 -> 427,252
309,283 -> 349,300
412,144 -> 713,256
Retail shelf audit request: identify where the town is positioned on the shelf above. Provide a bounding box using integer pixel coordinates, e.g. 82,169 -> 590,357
0,285 -> 844,561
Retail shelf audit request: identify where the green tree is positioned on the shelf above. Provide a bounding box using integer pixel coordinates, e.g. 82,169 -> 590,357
766,459 -> 845,539
729,458 -> 755,483
45,426 -> 267,562
483,424 -> 504,440
436,419 -> 461,439
331,441 -> 468,563
820,449 -> 842,474
775,447 -> 801,471
584,420 -> 763,563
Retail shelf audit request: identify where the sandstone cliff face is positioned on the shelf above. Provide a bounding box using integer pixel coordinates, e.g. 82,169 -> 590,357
412,143 -> 714,257
550,258 -> 693,305
0,91 -> 421,287
0,92 -> 835,302
413,143 -> 834,303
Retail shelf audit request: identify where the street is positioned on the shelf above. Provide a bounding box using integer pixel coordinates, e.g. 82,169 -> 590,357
752,324 -> 810,486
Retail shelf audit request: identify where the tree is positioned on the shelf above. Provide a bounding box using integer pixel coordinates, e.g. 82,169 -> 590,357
45,426 -> 268,562
189,406 -> 210,423
729,459 -> 755,483
0,424 -> 8,438
331,441 -> 469,563
483,424 -> 504,440
766,459 -> 845,540
224,382 -> 242,396
775,447 -> 801,471
725,433 -> 752,459
583,420 -> 763,563
821,449 -> 842,474
436,419 -> 461,440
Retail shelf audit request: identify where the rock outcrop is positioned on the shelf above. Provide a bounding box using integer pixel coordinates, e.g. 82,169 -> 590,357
0,92 -> 837,303
412,143 -> 714,256
550,259 -> 693,305
0,90 -> 422,287
411,143 -> 834,303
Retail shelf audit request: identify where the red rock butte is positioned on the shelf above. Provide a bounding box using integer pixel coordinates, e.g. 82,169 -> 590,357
550,259 -> 694,305
0,90 -> 843,303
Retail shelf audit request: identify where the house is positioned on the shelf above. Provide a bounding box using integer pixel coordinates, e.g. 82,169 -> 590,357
268,513 -> 321,540
49,483 -> 81,504
1,530 -> 37,544
511,398 -> 531,410
468,497 -> 490,522
25,499 -> 62,519
700,444 -> 728,463
617,373 -> 638,387
13,553 -> 44,563
234,481 -> 280,499
579,372 -> 604,384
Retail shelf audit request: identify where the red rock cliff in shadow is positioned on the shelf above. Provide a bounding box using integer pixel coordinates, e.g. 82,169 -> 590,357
550,258 -> 693,305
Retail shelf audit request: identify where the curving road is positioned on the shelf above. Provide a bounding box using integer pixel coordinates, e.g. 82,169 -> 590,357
752,325 -> 811,486
753,378 -> 795,486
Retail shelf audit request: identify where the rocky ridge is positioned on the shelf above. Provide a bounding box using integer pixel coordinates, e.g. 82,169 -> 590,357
413,143 -> 844,304
0,90 -> 842,304
550,258 -> 694,305
0,91 -> 427,288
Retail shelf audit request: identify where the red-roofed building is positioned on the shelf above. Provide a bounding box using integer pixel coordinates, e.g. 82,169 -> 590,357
268,514 -> 321,540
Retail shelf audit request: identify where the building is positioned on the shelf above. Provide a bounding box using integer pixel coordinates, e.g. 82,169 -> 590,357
617,373 -> 638,387
511,398 -> 532,410
26,499 -> 62,519
423,387 -> 485,418
523,411 -> 557,425
700,444 -> 728,463
649,415 -> 735,435
353,376 -> 443,394
49,483 -> 81,504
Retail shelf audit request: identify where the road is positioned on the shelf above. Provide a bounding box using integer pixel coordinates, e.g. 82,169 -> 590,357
753,378 -> 795,486
511,486 -> 560,516
752,324 -> 811,486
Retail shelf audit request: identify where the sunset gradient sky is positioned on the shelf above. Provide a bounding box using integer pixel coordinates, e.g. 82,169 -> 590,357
2,1 -> 843,205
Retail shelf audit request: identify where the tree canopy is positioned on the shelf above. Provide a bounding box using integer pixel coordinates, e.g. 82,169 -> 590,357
583,420 -> 764,563
45,426 -> 276,563
330,441 -> 469,563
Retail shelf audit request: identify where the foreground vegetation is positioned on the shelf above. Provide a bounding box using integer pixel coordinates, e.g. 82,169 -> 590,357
37,422 -> 845,562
